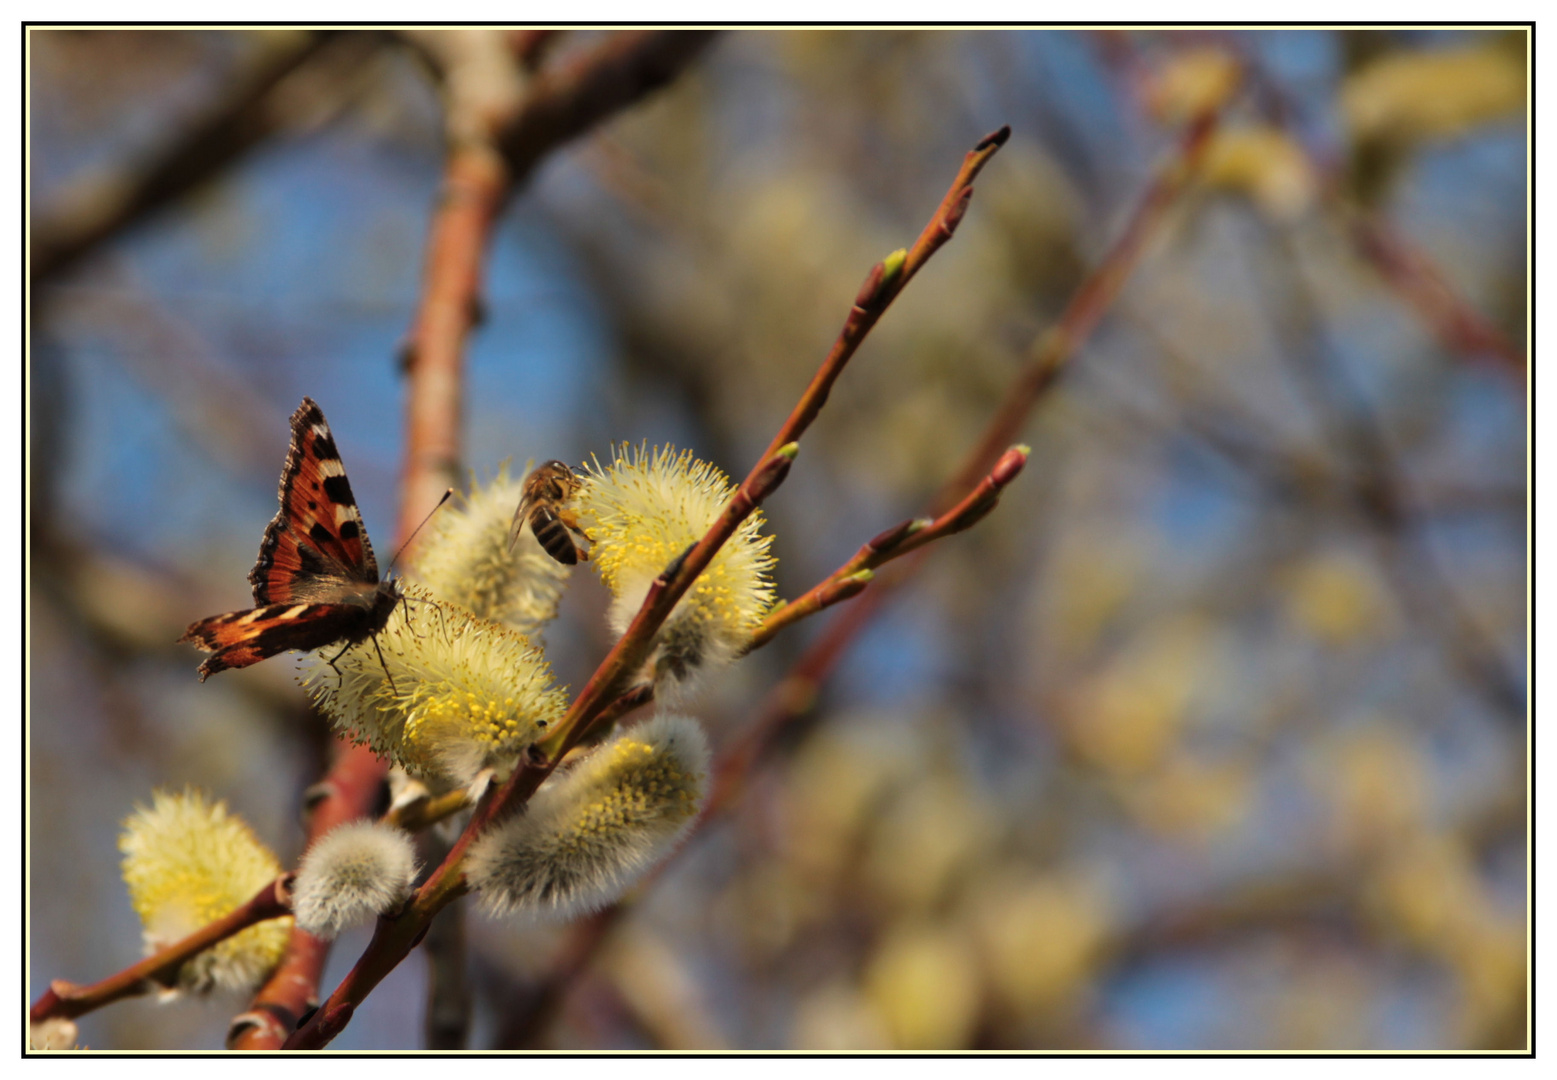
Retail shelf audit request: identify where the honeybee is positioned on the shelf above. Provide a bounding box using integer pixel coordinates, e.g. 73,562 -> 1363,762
511,460 -> 591,565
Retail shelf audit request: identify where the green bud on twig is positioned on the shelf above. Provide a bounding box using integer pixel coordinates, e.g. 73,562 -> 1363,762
854,249 -> 909,311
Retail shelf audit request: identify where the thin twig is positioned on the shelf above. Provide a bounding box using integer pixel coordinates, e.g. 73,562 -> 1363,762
31,876 -> 293,1024
284,124 -> 1008,1050
495,98 -> 1230,1043
226,742 -> 389,1049
949,109 -> 1220,502
749,445 -> 1030,650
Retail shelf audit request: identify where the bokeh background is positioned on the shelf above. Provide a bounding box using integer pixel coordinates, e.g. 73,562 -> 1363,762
28,28 -> 1527,1051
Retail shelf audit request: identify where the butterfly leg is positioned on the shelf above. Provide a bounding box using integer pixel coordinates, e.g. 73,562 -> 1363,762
398,593 -> 425,640
323,639 -> 355,688
397,595 -> 447,641
370,632 -> 400,698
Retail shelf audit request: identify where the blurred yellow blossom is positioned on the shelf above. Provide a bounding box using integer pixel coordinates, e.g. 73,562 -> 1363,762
1343,41 -> 1525,146
864,921 -> 982,1050
119,789 -> 290,995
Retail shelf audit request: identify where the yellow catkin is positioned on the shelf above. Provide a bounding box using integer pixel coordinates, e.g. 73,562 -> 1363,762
576,444 -> 776,689
304,582 -> 567,786
118,789 -> 291,995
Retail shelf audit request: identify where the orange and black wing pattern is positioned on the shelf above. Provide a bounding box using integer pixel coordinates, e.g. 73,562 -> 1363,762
180,397 -> 398,680
178,602 -> 377,681
249,397 -> 379,605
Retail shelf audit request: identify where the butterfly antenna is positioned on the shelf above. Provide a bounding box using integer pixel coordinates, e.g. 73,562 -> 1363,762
386,488 -> 454,577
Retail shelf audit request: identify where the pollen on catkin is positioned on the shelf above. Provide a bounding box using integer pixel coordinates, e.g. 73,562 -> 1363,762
466,713 -> 710,920
118,789 -> 291,995
575,444 -> 777,691
292,821 -> 418,940
411,465 -> 570,635
304,582 -> 568,786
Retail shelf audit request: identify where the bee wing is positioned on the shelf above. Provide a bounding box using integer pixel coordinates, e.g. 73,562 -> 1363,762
509,492 -> 536,550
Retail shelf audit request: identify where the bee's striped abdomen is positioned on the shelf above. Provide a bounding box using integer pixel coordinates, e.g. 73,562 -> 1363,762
530,508 -> 580,565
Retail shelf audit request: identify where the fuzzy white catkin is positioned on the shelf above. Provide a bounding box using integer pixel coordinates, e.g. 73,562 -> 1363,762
411,466 -> 571,635
467,713 -> 710,920
292,821 -> 419,940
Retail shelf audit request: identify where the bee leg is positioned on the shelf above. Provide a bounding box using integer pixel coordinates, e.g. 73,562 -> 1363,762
557,508 -> 594,560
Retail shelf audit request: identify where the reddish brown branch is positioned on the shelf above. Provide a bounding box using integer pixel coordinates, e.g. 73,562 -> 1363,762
494,101 -> 1228,1041
1347,212 -> 1524,377
508,29 -> 565,71
31,876 -> 294,1024
399,143 -> 508,543
759,126 -> 1010,464
749,445 -> 1030,649
226,930 -> 331,1049
519,127 -> 1010,776
949,108 -> 1219,502
226,741 -> 388,1049
494,31 -> 719,181
397,30 -> 720,546
286,125 -> 1006,1050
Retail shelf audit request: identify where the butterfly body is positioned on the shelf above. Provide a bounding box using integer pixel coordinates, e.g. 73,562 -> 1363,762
180,397 -> 402,681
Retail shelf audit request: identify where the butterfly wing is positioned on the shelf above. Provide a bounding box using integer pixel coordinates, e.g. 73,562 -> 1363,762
179,602 -> 375,681
250,397 -> 380,605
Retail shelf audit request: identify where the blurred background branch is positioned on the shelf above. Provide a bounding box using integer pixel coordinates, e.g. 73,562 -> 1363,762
28,27 -> 1525,1052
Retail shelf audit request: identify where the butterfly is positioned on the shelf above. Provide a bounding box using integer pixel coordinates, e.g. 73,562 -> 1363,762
179,397 -> 402,681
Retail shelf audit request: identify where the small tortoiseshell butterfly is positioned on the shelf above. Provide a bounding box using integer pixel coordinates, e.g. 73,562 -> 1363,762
179,397 -> 401,681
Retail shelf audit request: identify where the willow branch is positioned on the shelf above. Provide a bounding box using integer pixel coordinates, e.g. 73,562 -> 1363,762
1345,212 -> 1524,378
31,876 -> 294,1024
749,444 -> 1030,650
284,124 -> 1008,1050
397,29 -> 719,541
225,741 -> 389,1049
949,108 -> 1220,502
1191,30 -> 1525,379
758,126 -> 1011,463
496,99 -> 1229,1041
526,124 -> 1010,767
